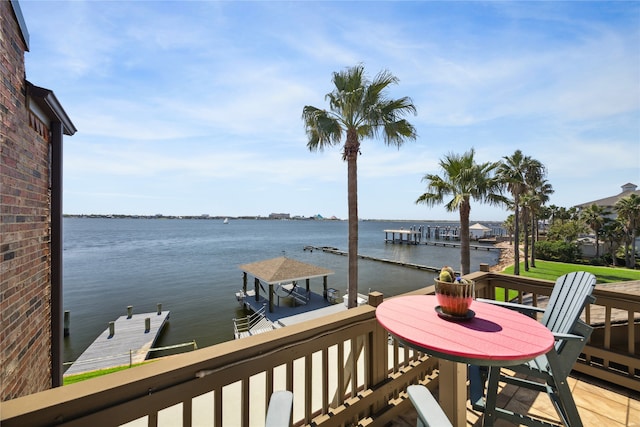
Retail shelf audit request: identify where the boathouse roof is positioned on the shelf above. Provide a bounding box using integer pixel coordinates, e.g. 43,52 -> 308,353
469,223 -> 491,231
239,257 -> 334,284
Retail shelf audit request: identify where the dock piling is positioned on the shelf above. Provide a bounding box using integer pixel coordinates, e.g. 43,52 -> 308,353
108,321 -> 115,337
127,305 -> 133,319
157,303 -> 162,315
145,317 -> 150,333
64,310 -> 70,336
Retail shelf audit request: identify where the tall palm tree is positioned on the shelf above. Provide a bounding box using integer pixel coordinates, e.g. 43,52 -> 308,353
548,204 -> 560,226
601,220 -> 625,267
520,192 -> 533,272
302,65 -> 417,308
496,150 -> 543,275
503,214 -> 515,245
615,194 -> 640,269
527,179 -> 553,268
580,203 -> 609,258
416,149 -> 505,275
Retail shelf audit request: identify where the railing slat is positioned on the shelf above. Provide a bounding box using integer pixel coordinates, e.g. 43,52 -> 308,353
305,354 -> 312,424
322,347 -> 329,414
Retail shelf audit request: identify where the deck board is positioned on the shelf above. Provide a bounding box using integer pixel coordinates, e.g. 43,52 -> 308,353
64,310 -> 170,376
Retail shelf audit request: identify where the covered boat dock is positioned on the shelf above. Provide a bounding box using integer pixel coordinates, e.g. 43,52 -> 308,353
238,256 -> 335,313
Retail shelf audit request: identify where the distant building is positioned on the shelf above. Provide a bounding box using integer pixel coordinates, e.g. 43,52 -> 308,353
1,1 -> 76,400
574,183 -> 640,257
469,223 -> 491,240
575,183 -> 639,218
269,213 -> 290,220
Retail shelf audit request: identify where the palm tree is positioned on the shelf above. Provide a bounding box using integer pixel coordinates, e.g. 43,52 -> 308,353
527,179 -> 553,268
520,192 -> 533,272
548,204 -> 560,226
503,214 -> 515,245
302,65 -> 417,308
580,203 -> 609,258
416,149 -> 505,275
601,220 -> 625,267
615,194 -> 640,268
496,150 -> 543,275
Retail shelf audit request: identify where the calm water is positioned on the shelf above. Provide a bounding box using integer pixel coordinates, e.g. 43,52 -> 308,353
62,218 -> 501,364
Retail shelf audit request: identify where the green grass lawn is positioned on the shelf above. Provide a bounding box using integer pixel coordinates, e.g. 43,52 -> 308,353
501,259 -> 640,283
491,260 -> 639,301
64,362 -> 150,385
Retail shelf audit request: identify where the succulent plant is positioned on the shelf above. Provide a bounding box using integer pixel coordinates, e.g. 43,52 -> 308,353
438,266 -> 456,282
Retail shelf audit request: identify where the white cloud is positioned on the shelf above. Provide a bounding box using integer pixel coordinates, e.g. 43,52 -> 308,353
20,0 -> 639,219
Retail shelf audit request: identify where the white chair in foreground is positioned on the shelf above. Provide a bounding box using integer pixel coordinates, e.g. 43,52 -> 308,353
265,390 -> 293,427
407,385 -> 453,427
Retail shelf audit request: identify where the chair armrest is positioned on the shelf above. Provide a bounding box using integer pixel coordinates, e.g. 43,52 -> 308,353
476,298 -> 544,318
407,385 -> 453,427
553,332 -> 586,342
265,390 -> 293,427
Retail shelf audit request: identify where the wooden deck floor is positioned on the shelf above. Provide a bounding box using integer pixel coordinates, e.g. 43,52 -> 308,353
390,370 -> 640,427
64,310 -> 170,376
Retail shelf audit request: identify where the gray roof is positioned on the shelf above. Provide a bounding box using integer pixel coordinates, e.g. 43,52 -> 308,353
575,186 -> 640,209
239,257 -> 334,284
470,223 -> 490,230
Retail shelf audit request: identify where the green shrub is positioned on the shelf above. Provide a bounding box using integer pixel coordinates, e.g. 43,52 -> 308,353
536,240 -> 581,263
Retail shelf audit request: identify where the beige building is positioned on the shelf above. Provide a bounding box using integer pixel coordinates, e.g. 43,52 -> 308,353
575,182 -> 639,217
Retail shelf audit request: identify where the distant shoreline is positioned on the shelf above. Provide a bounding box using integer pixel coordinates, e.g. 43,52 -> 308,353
63,214 -> 505,224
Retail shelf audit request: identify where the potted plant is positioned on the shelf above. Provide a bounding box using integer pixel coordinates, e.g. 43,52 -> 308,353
434,266 -> 474,317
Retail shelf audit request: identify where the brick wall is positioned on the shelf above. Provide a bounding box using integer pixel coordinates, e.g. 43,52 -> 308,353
1,0 -> 53,400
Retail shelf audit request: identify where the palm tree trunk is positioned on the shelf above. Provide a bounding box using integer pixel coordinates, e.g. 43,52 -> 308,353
631,229 -> 637,269
460,201 -> 471,275
345,130 -> 359,308
513,204 -> 520,275
523,208 -> 530,272
530,214 -> 537,268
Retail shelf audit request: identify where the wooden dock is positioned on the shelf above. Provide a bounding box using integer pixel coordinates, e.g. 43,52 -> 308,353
235,289 -> 370,338
64,308 -> 170,376
238,290 -> 338,327
383,229 -> 423,244
304,244 -> 498,274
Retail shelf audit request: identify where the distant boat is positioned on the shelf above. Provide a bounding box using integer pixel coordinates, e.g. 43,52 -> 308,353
223,218 -> 229,224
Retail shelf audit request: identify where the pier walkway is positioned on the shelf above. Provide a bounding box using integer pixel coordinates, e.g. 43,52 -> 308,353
64,308 -> 170,376
236,288 -> 369,337
305,245 -> 497,273
238,290 -> 346,329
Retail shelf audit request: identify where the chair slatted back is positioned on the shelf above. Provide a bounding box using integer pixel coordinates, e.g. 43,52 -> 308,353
541,271 -> 596,335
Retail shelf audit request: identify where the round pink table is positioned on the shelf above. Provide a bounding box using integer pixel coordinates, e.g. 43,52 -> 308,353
376,295 -> 554,427
376,295 -> 554,365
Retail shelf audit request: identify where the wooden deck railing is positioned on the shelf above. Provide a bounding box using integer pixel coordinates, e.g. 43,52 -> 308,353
2,272 -> 639,426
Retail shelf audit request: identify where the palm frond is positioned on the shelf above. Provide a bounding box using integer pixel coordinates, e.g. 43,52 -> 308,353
302,106 -> 342,151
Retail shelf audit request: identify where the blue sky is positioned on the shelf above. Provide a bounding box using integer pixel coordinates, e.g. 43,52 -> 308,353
19,1 -> 640,221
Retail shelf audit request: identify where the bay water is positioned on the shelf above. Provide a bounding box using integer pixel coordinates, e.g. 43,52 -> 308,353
62,218 -> 501,365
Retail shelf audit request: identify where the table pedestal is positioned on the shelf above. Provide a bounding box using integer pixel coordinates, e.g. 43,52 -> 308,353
438,359 -> 467,427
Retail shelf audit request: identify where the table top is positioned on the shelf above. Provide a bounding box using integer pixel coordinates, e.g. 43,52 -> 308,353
376,295 -> 554,366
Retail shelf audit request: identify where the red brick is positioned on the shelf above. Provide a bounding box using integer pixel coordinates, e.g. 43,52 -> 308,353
1,0 -> 54,400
